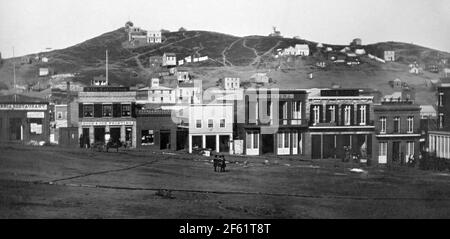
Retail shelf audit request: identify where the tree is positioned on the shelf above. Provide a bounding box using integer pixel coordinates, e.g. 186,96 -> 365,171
179,27 -> 187,32
125,21 -> 134,29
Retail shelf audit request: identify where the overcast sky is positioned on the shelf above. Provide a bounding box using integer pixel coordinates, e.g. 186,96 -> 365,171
1,0 -> 449,58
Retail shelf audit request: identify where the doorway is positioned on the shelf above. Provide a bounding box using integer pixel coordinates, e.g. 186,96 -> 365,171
262,134 -> 274,154
160,131 -> 170,149
392,141 -> 400,162
205,135 -> 216,151
9,118 -> 22,140
219,135 -> 230,153
94,127 -> 105,143
110,127 -> 121,143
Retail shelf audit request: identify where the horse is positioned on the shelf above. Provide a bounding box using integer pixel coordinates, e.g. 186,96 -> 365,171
106,140 -> 124,152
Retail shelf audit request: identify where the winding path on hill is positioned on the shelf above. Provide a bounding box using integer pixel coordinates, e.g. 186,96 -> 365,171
125,32 -> 202,72
221,38 -> 242,67
242,38 -> 260,66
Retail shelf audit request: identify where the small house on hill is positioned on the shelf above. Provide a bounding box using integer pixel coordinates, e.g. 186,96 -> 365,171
162,53 -> 177,67
384,51 -> 395,61
250,73 -> 269,83
294,44 -> 310,56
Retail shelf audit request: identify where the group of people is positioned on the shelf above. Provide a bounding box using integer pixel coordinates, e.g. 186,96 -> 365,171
213,155 -> 227,172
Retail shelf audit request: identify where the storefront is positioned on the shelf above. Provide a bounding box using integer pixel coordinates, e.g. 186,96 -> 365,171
0,96 -> 50,144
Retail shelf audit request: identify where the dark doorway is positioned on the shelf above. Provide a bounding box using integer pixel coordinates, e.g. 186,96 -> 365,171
160,131 -> 170,149
311,135 -> 322,159
125,127 -> 132,146
393,141 -> 400,162
323,135 -> 335,158
82,128 -> 90,147
262,134 -> 274,154
94,127 -> 105,143
110,128 -> 121,143
9,118 -> 22,140
192,136 -> 202,149
219,135 -> 230,153
205,135 -> 216,151
176,130 -> 188,150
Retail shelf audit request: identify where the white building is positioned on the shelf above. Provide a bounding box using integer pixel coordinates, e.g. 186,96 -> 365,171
136,78 -> 176,104
187,104 -> 234,154
39,68 -> 49,76
223,77 -> 240,90
147,30 -> 162,43
162,53 -> 177,67
294,44 -> 310,56
176,80 -> 203,104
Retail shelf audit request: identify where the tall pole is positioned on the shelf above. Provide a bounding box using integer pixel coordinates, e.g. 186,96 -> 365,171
106,49 -> 108,85
13,47 -> 16,102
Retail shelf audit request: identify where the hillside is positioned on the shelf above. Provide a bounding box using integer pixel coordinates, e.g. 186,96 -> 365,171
0,27 -> 449,105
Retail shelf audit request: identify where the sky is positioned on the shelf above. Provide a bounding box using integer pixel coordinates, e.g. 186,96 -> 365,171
1,0 -> 449,58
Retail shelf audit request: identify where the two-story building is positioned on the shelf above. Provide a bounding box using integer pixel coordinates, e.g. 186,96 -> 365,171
77,86 -> 137,147
373,99 -> 421,164
223,77 -> 240,90
235,89 -> 308,156
428,81 -> 450,159
147,30 -> 162,43
187,104 -> 234,154
136,78 -> 177,105
305,89 -> 375,160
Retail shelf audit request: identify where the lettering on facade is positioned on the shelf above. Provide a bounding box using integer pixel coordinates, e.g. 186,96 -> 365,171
80,121 -> 135,126
0,104 -> 47,111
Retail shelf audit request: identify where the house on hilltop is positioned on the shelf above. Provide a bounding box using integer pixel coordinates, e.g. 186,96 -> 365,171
147,30 -> 162,43
384,51 -> 395,61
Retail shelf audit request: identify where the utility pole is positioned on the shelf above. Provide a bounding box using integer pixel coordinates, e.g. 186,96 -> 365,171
13,46 -> 16,102
106,49 -> 109,85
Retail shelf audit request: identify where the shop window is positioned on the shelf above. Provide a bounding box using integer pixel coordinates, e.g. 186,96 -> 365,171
29,118 -> 43,135
141,130 -> 154,145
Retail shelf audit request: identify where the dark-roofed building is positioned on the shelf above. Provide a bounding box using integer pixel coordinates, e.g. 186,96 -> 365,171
373,99 -> 421,165
305,89 -> 375,160
0,94 -> 50,144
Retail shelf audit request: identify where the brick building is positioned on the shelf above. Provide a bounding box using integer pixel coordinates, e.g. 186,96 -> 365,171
373,100 -> 421,164
136,108 -> 187,150
305,89 -> 375,160
77,86 -> 137,147
235,89 -> 308,156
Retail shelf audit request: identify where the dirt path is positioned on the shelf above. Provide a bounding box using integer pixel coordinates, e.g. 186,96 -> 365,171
242,38 -> 260,66
221,38 -> 242,66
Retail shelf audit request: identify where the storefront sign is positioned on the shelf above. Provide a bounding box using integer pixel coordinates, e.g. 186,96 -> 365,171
0,104 -> 47,111
80,121 -> 135,126
27,112 -> 45,118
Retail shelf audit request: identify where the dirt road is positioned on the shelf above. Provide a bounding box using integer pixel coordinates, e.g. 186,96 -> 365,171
1,144 -> 450,218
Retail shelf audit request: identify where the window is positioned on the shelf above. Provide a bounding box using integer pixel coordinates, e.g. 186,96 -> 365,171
393,117 -> 400,133
102,104 -> 112,117
196,120 -> 202,128
208,119 -> 213,128
57,112 -> 63,119
380,117 -> 386,133
83,104 -> 94,117
246,132 -> 259,149
359,105 -> 366,125
439,113 -> 444,129
121,104 -> 131,117
328,105 -> 336,123
220,119 -> 225,128
277,133 -> 283,148
29,118 -> 43,135
439,92 -> 444,106
407,116 -> 414,133
160,97 -> 164,102
284,132 -> 290,148
292,101 -> 302,124
141,130 -> 154,145
313,105 -> 320,125
255,101 -> 259,123
344,105 -> 351,126
282,102 -> 288,125
379,142 -> 387,156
